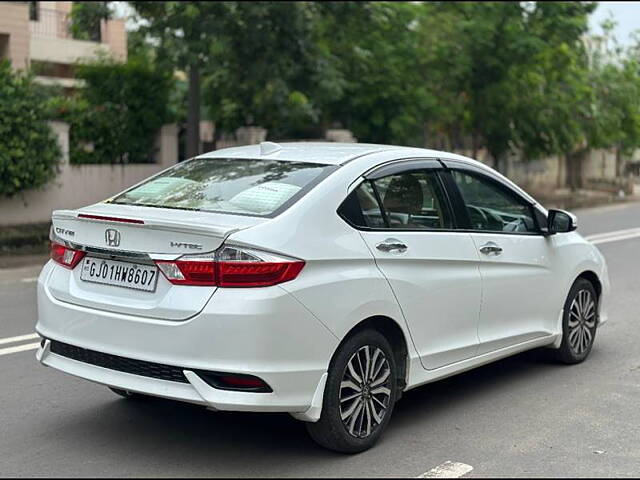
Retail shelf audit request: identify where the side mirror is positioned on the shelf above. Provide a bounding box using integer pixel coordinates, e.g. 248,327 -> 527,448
547,209 -> 577,234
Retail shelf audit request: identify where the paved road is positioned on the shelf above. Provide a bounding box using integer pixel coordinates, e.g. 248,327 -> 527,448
1,202 -> 640,477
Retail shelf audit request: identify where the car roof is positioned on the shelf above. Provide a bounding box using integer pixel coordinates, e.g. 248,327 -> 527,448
197,142 -> 475,166
198,142 -> 539,207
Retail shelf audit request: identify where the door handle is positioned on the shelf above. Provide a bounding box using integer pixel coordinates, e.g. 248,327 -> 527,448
479,242 -> 502,255
376,238 -> 408,253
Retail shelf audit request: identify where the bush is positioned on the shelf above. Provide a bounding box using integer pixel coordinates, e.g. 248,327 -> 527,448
52,57 -> 174,164
0,61 -> 60,197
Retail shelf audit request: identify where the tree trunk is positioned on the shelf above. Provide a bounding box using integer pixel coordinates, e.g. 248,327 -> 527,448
471,131 -> 479,159
186,62 -> 201,159
492,155 -> 504,174
557,154 -> 566,189
615,146 -> 624,178
566,149 -> 587,191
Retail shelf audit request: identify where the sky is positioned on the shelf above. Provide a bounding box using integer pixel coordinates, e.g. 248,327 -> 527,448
112,1 -> 640,47
589,1 -> 640,46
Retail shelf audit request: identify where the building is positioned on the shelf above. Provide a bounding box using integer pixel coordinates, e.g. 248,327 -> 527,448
0,1 -> 127,89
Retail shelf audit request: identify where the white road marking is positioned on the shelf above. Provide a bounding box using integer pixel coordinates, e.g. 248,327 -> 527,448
585,227 -> 640,241
585,227 -> 640,245
0,342 -> 41,356
20,277 -> 38,283
418,461 -> 474,478
0,332 -> 39,346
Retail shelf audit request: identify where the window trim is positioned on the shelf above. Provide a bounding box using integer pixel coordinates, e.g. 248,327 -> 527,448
443,166 -> 545,236
365,158 -> 442,180
440,159 -> 539,206
337,163 -> 456,233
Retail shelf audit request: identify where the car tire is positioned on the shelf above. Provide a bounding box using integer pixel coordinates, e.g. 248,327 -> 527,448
554,278 -> 598,364
306,329 -> 398,454
109,387 -> 146,399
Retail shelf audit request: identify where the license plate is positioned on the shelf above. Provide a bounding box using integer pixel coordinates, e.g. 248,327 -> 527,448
80,257 -> 159,292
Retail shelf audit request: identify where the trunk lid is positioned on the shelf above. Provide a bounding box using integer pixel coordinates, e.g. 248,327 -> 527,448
47,203 -> 266,320
52,202 -> 265,254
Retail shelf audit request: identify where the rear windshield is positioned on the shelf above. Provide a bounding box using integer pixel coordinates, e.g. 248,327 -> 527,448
110,158 -> 335,216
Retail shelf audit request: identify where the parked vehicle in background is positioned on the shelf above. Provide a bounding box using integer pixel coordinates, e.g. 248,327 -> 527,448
36,142 -> 609,453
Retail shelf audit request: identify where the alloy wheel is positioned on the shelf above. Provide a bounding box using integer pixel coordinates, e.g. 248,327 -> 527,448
567,289 -> 596,355
339,345 -> 392,438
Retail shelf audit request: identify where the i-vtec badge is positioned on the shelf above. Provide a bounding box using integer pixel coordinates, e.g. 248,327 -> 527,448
105,228 -> 121,247
170,241 -> 203,250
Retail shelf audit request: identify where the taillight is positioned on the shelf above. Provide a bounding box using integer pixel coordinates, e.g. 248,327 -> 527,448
50,242 -> 86,269
155,246 -> 304,287
156,256 -> 216,286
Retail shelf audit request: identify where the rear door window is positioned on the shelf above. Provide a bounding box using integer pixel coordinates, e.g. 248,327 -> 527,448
338,170 -> 453,230
111,158 -> 336,217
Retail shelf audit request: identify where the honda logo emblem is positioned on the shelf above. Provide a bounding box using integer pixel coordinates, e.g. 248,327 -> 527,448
105,228 -> 121,247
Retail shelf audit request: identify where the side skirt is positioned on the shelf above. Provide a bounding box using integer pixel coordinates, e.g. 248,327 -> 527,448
404,333 -> 560,392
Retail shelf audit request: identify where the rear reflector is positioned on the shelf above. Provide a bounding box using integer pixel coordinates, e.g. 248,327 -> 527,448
77,214 -> 144,224
195,371 -> 272,393
50,242 -> 86,269
155,246 -> 304,287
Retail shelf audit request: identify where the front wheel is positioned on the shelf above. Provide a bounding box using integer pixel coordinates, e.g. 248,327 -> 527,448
554,278 -> 598,364
306,329 -> 398,453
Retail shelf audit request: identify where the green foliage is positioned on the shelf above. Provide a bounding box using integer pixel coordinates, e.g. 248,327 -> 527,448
52,57 -> 174,164
317,2 -> 436,145
201,2 -> 342,137
131,1 -> 229,68
584,35 -> 640,155
0,61 -> 60,197
417,1 -> 597,168
131,2 -> 335,139
70,1 -> 111,41
129,0 -> 640,174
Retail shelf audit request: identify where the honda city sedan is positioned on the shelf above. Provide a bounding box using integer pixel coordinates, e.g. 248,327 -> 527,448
36,142 -> 609,453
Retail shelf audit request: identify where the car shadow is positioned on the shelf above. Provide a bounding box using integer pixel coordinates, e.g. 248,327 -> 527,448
43,346 -> 594,475
391,347 -> 560,426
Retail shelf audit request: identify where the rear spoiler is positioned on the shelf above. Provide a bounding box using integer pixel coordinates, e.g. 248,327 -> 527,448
52,209 -> 238,239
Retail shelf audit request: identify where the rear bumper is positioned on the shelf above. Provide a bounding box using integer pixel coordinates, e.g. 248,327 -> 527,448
36,262 -> 338,418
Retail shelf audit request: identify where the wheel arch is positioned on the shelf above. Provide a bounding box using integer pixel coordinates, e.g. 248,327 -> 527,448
334,315 -> 409,393
291,315 -> 410,424
574,270 -> 602,299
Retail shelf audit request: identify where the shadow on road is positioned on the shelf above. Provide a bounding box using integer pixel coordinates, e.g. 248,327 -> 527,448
37,345 -> 584,476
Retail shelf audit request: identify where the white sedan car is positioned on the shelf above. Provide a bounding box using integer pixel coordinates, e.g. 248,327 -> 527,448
36,142 -> 609,453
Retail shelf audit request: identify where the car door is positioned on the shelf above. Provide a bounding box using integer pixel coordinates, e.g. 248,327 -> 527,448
339,160 -> 482,370
442,163 -> 558,354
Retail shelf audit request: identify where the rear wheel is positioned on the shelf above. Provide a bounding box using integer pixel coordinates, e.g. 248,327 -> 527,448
554,278 -> 598,364
306,329 -> 398,453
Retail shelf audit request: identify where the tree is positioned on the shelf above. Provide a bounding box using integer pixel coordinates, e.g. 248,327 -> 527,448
417,1 -> 596,173
131,2 -> 230,157
585,30 -> 640,179
516,16 -> 640,189
201,1 -> 339,139
315,1 -> 436,146
0,61 -> 60,197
